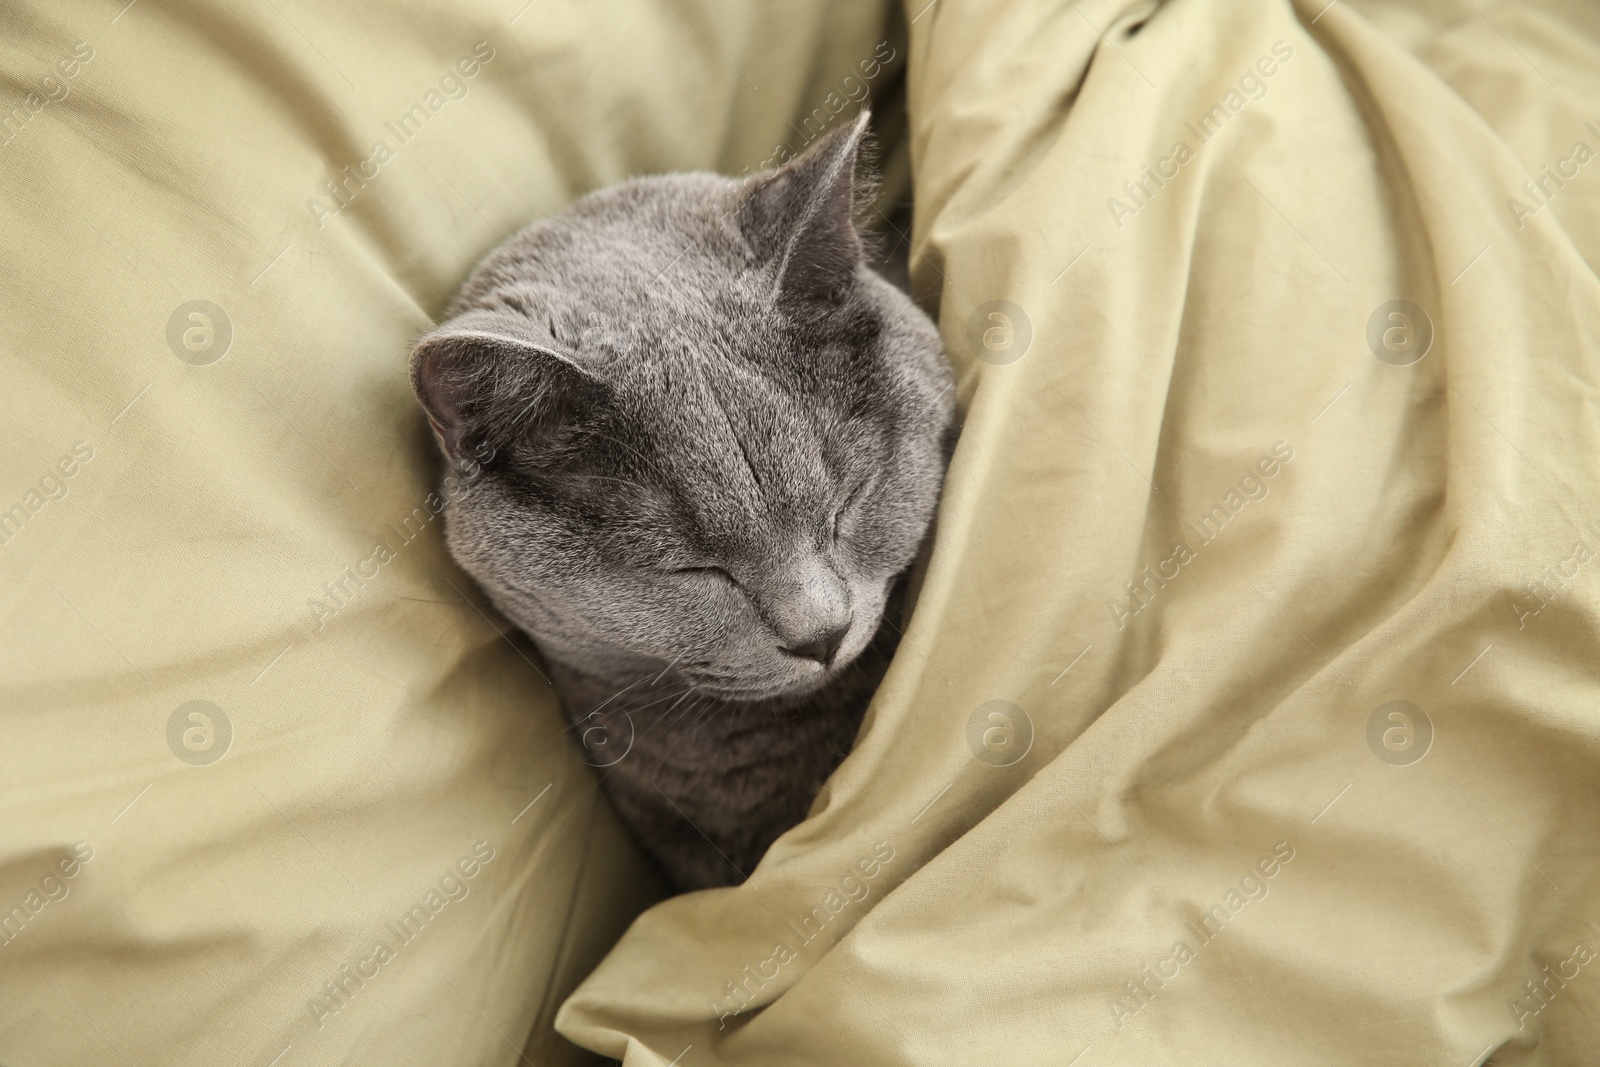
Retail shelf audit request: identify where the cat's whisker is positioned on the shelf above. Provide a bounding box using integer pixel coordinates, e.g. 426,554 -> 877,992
627,685 -> 698,716
574,472 -> 653,496
682,696 -> 720,733
675,692 -> 730,734
586,674 -> 651,716
669,693 -> 706,730
656,685 -> 701,723
649,651 -> 686,686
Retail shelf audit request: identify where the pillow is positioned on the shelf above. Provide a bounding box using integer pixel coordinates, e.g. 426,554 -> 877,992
0,1 -> 903,1063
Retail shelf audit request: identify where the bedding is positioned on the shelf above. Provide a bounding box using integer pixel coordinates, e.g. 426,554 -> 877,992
556,0 -> 1600,1064
6,0 -> 1600,1064
0,1 -> 903,1064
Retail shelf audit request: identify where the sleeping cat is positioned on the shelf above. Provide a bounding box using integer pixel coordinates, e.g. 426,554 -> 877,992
409,111 -> 953,890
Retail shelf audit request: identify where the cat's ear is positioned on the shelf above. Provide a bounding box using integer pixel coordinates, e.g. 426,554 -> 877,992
740,109 -> 871,304
410,309 -> 606,464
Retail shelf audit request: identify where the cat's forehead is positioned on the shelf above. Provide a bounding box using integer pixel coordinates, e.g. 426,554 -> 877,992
505,173 -> 877,362
491,172 -> 901,509
588,321 -> 882,539
528,236 -> 867,388
622,333 -> 840,471
534,235 -> 765,342
537,174 -> 747,280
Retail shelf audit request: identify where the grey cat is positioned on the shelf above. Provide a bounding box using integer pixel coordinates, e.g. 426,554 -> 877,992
409,112 -> 953,890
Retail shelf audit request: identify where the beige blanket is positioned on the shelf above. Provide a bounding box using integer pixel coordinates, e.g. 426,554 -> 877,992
557,1 -> 1600,1064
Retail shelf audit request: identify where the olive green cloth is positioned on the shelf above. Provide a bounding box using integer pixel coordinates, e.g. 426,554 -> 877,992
557,1 -> 1600,1065
0,2 -> 903,1064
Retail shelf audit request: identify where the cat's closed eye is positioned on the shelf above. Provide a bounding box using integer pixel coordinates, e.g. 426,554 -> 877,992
671,565 -> 736,584
830,477 -> 873,541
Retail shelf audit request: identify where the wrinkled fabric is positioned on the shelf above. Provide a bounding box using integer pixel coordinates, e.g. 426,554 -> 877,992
557,1 -> 1600,1064
0,2 -> 902,1064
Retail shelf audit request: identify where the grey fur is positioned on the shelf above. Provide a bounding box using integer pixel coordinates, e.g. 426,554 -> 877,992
410,112 -> 953,890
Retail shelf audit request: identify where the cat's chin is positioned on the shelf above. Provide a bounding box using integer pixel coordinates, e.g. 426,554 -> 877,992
688,626 -> 882,703
699,669 -> 841,704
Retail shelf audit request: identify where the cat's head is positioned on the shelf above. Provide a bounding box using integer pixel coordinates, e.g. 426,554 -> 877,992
410,113 -> 953,703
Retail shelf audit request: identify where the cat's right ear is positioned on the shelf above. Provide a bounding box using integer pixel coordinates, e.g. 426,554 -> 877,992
409,310 -> 606,465
739,109 -> 871,305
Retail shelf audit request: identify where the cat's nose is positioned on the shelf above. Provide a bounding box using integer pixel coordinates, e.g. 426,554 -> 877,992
759,554 -> 852,665
783,620 -> 851,667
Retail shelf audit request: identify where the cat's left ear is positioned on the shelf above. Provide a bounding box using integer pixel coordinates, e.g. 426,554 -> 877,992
409,309 -> 607,465
740,109 -> 871,304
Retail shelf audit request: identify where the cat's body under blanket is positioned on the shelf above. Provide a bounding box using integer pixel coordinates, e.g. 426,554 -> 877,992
410,112 -> 954,890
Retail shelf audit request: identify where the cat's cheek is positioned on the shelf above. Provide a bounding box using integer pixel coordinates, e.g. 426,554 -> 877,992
834,581 -> 891,667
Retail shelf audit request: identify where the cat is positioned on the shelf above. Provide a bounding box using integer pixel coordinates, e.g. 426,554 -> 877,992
409,111 -> 954,891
